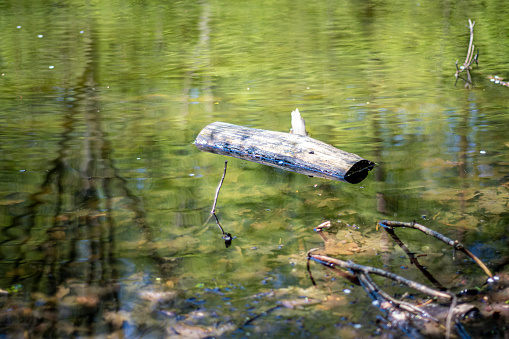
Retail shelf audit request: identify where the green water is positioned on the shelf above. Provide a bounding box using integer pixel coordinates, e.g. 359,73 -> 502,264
1,0 -> 508,337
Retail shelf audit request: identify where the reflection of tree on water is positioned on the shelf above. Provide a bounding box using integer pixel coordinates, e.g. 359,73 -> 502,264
0,30 -> 167,337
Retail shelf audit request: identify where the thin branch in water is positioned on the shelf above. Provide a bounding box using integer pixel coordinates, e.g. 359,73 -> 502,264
308,252 -> 452,300
199,161 -> 233,247
455,19 -> 479,88
382,226 -> 447,291
211,161 -> 228,214
213,212 -> 232,248
378,220 -> 493,278
445,293 -> 458,339
307,248 -> 359,286
357,271 -> 438,322
242,305 -> 281,327
306,252 -> 317,286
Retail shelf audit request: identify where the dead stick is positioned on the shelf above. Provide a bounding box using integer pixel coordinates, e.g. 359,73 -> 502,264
464,19 -> 475,66
383,227 -> 446,290
357,271 -> 438,321
378,220 -> 493,278
445,293 -> 458,339
309,253 -> 452,299
211,161 -> 228,214
200,161 -> 228,230
243,305 -> 281,327
307,248 -> 360,285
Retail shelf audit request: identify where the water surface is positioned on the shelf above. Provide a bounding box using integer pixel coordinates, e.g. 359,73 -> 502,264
1,0 -> 508,337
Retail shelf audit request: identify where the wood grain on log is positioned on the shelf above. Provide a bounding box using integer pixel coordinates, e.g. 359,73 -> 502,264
195,122 -> 375,184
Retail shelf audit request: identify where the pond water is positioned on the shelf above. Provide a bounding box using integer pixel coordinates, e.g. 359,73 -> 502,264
1,0 -> 508,337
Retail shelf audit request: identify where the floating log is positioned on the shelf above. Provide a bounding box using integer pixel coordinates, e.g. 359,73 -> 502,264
195,122 -> 375,184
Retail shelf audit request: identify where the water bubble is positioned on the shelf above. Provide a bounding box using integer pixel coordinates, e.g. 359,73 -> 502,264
37,34 -> 43,38
17,26 -> 22,29
343,289 -> 351,294
48,66 -> 54,69
480,150 -> 486,154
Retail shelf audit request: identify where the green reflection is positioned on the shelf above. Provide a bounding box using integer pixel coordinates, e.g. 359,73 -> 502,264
0,0 -> 508,337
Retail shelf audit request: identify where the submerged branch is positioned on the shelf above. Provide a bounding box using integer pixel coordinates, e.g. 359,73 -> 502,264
308,251 -> 452,299
378,220 -> 493,278
382,226 -> 446,290
307,218 -> 503,338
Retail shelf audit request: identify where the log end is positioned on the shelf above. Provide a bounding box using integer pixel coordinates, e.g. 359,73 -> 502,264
344,159 -> 376,184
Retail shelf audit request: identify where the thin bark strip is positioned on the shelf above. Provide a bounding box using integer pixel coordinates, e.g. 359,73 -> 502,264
195,122 -> 375,184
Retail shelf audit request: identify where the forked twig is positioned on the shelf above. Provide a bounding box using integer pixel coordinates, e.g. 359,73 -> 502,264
383,226 -> 446,290
308,251 -> 452,299
455,19 -> 479,88
378,220 -> 493,278
308,219 -> 494,338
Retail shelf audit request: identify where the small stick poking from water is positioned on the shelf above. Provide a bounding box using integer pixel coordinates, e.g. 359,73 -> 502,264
455,19 -> 479,88
211,161 -> 228,214
203,161 -> 233,248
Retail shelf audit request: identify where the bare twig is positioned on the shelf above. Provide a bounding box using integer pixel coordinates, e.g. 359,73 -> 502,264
200,161 -> 233,247
357,271 -> 438,321
464,19 -> 476,66
382,226 -> 447,290
243,305 -> 281,327
211,161 -> 228,214
308,252 -> 452,299
378,220 -> 493,278
455,19 -> 479,88
307,248 -> 360,286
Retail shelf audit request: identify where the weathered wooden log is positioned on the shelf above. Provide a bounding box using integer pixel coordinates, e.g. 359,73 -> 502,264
195,122 -> 375,184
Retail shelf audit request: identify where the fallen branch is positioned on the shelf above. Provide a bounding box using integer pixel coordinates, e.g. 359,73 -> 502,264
308,250 -> 452,299
307,250 -> 482,339
378,220 -> 493,278
382,225 -> 447,291
307,219 -> 501,338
